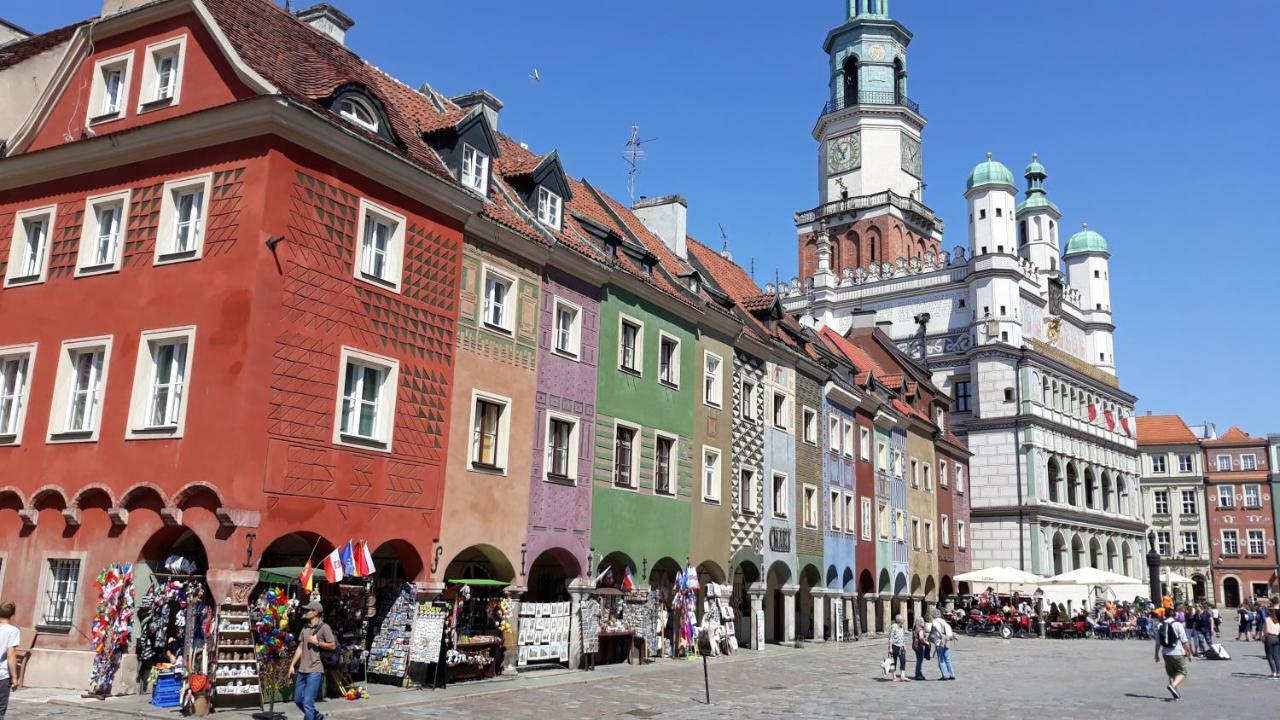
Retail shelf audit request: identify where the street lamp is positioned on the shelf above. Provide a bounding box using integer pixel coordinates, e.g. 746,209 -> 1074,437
1146,530 -> 1161,604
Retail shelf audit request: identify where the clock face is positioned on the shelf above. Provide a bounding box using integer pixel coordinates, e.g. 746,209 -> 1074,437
869,44 -> 886,62
901,135 -> 922,177
827,133 -> 861,174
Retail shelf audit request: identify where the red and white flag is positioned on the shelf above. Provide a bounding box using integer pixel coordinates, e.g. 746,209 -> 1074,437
355,540 -> 375,577
1088,403 -> 1099,423
321,547 -> 345,583
1103,409 -> 1116,431
1119,414 -> 1132,437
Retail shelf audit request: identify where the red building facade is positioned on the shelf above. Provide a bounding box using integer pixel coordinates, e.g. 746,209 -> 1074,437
1203,427 -> 1275,606
0,0 -> 482,673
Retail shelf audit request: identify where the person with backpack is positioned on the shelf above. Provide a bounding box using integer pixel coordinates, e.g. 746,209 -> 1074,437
1153,608 -> 1193,701
929,608 -> 956,680
289,600 -> 337,720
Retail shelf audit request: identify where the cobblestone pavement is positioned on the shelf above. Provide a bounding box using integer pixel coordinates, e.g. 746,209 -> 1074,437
12,636 -> 1275,719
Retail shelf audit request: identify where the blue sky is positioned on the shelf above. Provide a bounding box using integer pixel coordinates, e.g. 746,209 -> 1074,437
9,1 -> 1279,435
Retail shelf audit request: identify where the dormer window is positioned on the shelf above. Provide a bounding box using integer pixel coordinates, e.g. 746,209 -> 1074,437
537,186 -> 562,230
338,96 -> 379,132
88,51 -> 133,124
139,36 -> 186,109
462,144 -> 489,194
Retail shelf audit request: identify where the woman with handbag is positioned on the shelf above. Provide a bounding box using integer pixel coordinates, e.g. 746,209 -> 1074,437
911,617 -> 930,680
887,615 -> 907,682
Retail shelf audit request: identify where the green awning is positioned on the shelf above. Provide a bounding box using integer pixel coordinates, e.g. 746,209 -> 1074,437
258,566 -> 306,586
445,579 -> 509,587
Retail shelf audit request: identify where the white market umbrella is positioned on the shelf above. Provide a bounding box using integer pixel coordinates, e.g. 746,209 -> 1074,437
1042,567 -> 1143,586
1162,570 -> 1194,585
955,566 -> 1044,586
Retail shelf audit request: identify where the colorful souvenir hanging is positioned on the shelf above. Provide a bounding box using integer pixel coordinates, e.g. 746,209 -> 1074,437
253,586 -> 297,702
88,563 -> 135,696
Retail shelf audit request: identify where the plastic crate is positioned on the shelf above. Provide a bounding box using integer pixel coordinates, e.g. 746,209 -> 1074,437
151,673 -> 183,708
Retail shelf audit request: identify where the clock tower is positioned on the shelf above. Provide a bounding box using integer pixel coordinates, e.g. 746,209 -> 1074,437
817,0 -> 925,205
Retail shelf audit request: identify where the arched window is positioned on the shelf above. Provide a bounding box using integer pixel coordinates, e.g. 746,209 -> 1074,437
338,96 -> 379,132
843,56 -> 860,107
893,58 -> 905,104
1018,220 -> 1027,247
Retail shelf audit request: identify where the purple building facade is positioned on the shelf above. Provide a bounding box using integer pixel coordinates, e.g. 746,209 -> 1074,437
524,266 -> 601,600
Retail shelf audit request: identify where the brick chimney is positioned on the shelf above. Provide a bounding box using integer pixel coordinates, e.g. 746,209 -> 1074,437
295,3 -> 355,46
451,90 -> 503,131
632,195 -> 688,261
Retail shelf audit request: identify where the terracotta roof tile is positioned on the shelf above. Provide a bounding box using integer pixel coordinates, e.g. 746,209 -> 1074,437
1203,425 -> 1265,446
818,327 -> 884,376
740,293 -> 778,312
687,238 -> 763,303
1134,415 -> 1197,445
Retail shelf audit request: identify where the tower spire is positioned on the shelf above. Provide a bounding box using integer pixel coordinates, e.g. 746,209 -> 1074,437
848,0 -> 890,19
1024,152 -> 1048,198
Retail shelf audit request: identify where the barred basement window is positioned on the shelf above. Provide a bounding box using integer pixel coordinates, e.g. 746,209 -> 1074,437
43,559 -> 81,627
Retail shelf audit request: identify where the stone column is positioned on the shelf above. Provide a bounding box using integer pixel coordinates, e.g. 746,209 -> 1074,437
812,590 -> 826,642
844,594 -> 858,639
567,578 -> 594,671
878,594 -> 891,632
748,583 -> 766,652
911,597 -> 922,627
782,585 -> 799,644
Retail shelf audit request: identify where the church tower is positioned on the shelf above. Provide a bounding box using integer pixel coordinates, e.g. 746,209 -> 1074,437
817,0 -> 924,204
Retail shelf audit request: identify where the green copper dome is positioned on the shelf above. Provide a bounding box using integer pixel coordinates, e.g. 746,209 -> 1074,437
966,153 -> 1016,191
1024,156 -> 1046,177
1065,224 -> 1108,255
1017,153 -> 1059,214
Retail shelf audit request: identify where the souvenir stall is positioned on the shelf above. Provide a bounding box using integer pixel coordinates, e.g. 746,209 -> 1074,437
670,567 -> 699,658
698,581 -> 736,657
591,587 -> 660,666
578,595 -> 601,670
366,581 -> 417,685
442,580 -> 508,682
515,600 -> 571,667
87,563 -> 136,697
407,600 -> 450,688
134,556 -> 215,708
319,580 -> 374,694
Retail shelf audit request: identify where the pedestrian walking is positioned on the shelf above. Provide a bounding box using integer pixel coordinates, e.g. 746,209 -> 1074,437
289,600 -> 336,720
887,614 -> 907,682
0,602 -> 19,720
1237,601 -> 1252,641
1254,604 -> 1268,642
929,608 -> 956,680
1264,607 -> 1280,679
911,617 -> 929,680
1153,609 -> 1193,701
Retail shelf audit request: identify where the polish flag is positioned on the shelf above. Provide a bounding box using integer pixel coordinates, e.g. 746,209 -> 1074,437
1103,409 -> 1116,431
321,548 -> 345,584
1119,414 -> 1133,437
355,541 -> 376,577
1088,403 -> 1098,423
621,568 -> 636,593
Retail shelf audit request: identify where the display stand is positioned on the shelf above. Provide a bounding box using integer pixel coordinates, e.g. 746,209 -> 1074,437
213,601 -> 263,712
408,601 -> 449,689
367,582 -> 416,685
516,601 -> 571,667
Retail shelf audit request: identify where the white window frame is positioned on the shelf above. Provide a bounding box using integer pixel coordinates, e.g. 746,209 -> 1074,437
1181,489 -> 1197,515
1180,531 -> 1199,556
957,520 -> 966,549
1243,484 -> 1261,508
956,466 -> 965,494
1177,454 -> 1194,473
4,205 -> 57,287
1216,455 -> 1232,472
802,406 -> 817,445
138,35 -> 186,110
844,493 -> 856,536
1151,455 -> 1167,474
859,427 -> 871,460
154,173 -> 212,265
941,514 -> 951,547
467,389 -> 511,472
895,510 -> 906,543
0,343 -> 37,445
911,517 -> 921,550
802,484 -> 819,529
87,51 -> 133,124
38,555 -> 85,629
861,497 -> 872,540
613,420 -> 641,489
1220,529 -> 1239,555
543,411 -> 579,484
771,391 -> 789,430
841,420 -> 854,458
337,96 -> 379,132
1218,485 -> 1235,508
772,471 -> 789,519
653,431 -> 678,497
536,185 -> 563,230
701,445 -> 721,503
125,326 -> 196,439
739,467 -> 758,516
939,460 -> 949,488
1153,490 -> 1169,515
657,331 -> 681,388
618,314 -> 644,375
551,297 -> 582,359
828,489 -> 841,531
740,378 -> 758,422
1155,530 -> 1171,556
353,199 -> 406,292
1241,454 -> 1257,471
829,416 -> 841,454
910,458 -> 919,488
461,143 -> 490,195
331,347 -> 399,452
1246,529 -> 1265,556
924,463 -> 932,492
76,189 -> 131,276
479,265 -> 518,335
47,336 -> 113,443
925,520 -> 934,552
702,351 -> 723,408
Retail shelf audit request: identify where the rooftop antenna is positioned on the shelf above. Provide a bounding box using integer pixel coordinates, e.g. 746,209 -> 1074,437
750,258 -> 756,281
623,125 -> 658,204
718,224 -> 732,259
